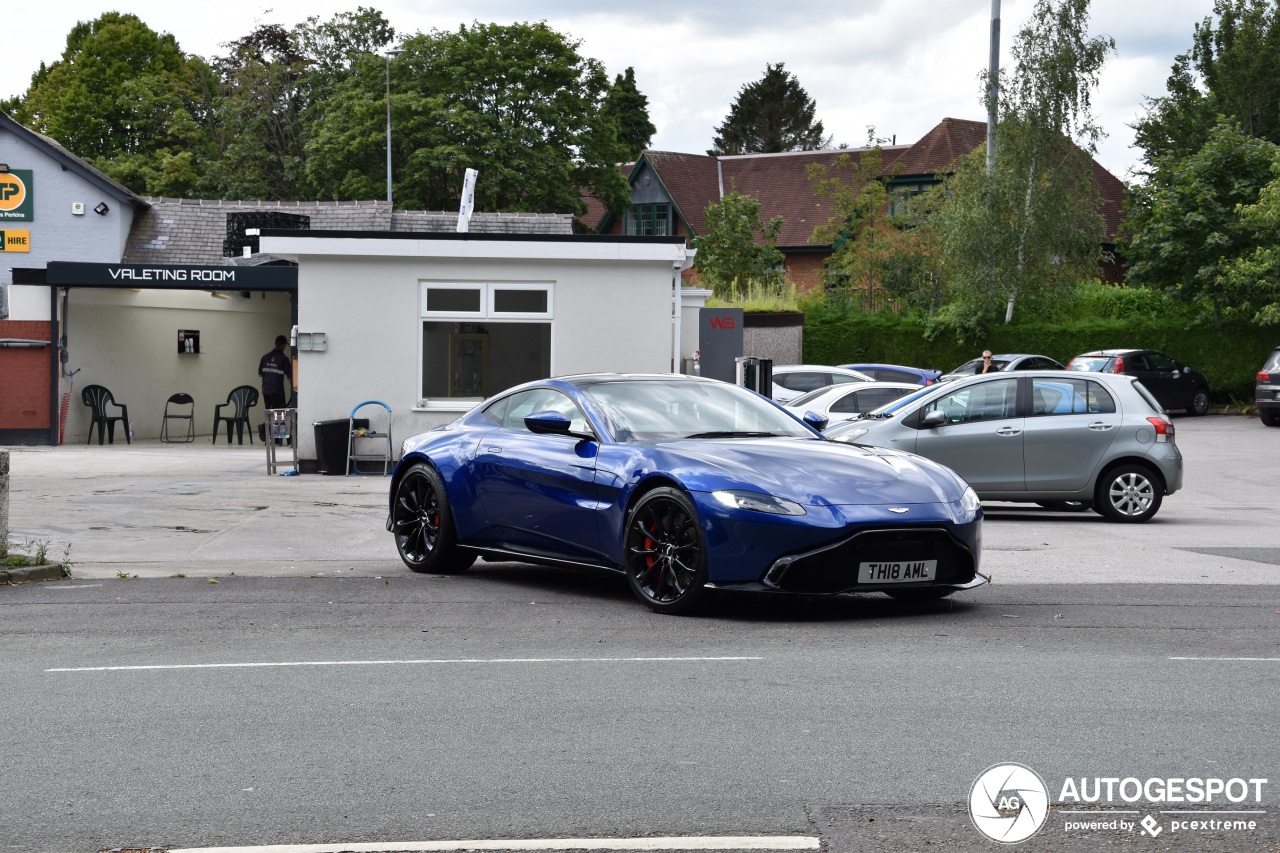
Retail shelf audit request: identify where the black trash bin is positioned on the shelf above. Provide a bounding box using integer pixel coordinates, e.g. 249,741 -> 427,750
313,419 -> 351,475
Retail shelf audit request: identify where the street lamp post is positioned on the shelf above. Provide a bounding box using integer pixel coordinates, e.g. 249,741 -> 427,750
385,49 -> 402,205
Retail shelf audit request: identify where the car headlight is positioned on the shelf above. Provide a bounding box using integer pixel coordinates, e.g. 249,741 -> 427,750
832,427 -> 869,443
950,486 -> 982,523
711,489 -> 807,516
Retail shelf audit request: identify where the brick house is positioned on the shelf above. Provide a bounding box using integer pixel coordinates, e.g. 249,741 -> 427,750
584,117 -> 1127,289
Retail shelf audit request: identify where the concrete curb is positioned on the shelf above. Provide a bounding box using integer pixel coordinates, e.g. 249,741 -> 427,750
1,564 -> 68,584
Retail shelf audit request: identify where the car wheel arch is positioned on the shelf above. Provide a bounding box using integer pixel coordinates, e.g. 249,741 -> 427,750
1096,457 -> 1167,496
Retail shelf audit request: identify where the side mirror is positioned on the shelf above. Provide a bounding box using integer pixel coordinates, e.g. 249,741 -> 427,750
524,410 -> 573,435
921,410 -> 948,428
802,410 -> 829,432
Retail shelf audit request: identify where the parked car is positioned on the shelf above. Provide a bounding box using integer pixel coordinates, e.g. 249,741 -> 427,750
825,371 -> 1183,523
938,353 -> 1065,383
837,362 -> 943,386
1067,348 -> 1211,416
1256,346 -> 1280,427
388,373 -> 985,613
770,364 -> 873,403
785,381 -> 919,421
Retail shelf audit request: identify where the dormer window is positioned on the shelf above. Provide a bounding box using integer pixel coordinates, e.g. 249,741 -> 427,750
625,203 -> 671,236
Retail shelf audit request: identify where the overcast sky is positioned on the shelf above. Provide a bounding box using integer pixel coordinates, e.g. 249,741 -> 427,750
6,1 -> 1217,180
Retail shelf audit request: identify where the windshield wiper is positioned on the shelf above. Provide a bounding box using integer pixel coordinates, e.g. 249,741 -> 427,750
684,430 -> 785,439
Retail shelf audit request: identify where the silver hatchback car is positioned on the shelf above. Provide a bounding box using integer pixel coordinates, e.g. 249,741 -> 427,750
822,371 -> 1183,522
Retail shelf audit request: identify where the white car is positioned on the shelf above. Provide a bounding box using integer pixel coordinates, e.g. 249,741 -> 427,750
770,364 -> 873,403
784,381 -> 920,422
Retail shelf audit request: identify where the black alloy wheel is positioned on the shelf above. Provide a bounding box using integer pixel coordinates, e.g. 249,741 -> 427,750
390,462 -> 475,574
1094,464 -> 1162,523
624,487 -> 708,614
1189,388 -> 1211,416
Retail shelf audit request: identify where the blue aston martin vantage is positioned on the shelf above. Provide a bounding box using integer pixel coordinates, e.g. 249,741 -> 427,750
387,374 -> 985,613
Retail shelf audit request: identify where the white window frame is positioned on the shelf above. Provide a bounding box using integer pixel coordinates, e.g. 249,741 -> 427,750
417,280 -> 554,410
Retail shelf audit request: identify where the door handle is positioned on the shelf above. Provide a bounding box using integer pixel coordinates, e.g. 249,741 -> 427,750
995,426 -> 1021,436
1087,422 -> 1112,431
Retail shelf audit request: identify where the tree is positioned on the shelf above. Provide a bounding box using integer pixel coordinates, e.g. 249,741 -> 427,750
1134,0 -> 1280,169
929,0 -> 1113,333
204,10 -> 394,200
10,12 -> 218,196
808,136 -> 935,312
1226,152 -> 1280,324
709,63 -> 830,155
694,191 -> 785,295
305,21 -> 631,217
603,67 -> 656,160
1126,120 -> 1279,319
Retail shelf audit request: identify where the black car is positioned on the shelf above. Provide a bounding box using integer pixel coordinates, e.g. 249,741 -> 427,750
1067,349 -> 1211,416
1256,346 -> 1280,427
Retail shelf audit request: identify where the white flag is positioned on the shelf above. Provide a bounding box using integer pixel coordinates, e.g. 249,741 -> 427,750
456,168 -> 478,233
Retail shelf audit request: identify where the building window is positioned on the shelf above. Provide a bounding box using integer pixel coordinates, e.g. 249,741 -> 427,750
626,203 -> 671,236
419,283 -> 553,406
888,183 -> 928,217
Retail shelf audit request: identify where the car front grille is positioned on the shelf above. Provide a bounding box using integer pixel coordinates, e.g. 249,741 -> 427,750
764,527 -> 976,594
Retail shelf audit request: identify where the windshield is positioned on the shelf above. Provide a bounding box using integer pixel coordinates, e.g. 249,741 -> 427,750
863,384 -> 938,417
579,379 -> 817,442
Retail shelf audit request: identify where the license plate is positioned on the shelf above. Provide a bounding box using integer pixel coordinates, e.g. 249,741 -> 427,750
858,560 -> 937,583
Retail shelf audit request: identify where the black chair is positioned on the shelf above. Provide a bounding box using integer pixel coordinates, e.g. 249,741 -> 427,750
81,384 -> 131,445
212,385 -> 259,444
160,393 -> 195,443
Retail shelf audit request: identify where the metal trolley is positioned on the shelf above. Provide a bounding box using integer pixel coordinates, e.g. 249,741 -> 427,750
264,407 -> 298,475
347,400 -> 394,476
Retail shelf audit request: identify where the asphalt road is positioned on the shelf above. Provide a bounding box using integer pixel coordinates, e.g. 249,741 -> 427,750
2,415 -> 1278,852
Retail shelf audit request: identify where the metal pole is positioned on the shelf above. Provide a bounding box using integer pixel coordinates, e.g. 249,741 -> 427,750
385,53 -> 393,205
987,0 -> 1001,173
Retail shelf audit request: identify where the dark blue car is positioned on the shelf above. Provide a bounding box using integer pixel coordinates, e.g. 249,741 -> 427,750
388,374 -> 985,613
838,363 -> 943,386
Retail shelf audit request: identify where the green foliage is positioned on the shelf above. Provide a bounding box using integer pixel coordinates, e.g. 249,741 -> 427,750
603,67 -> 656,160
705,280 -> 800,313
11,13 -> 218,196
1224,151 -> 1280,324
928,0 -> 1113,335
807,135 -> 939,312
803,294 -> 1272,400
709,63 -> 829,155
694,191 -> 785,296
1124,120 -> 1279,318
1134,0 -> 1280,168
306,21 -> 630,217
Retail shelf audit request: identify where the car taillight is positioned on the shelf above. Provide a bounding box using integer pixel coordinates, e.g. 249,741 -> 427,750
1259,371 -> 1272,382
1147,416 -> 1174,443
1112,356 -> 1125,374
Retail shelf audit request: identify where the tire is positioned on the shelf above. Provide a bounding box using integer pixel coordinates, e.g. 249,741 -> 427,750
1261,409 -> 1280,427
390,462 -> 475,574
1188,387 -> 1211,416
1094,464 -> 1162,523
624,487 -> 709,615
886,588 -> 955,601
1035,500 -> 1091,512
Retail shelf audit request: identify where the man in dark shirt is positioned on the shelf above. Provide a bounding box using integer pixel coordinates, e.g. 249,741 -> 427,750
258,335 -> 293,409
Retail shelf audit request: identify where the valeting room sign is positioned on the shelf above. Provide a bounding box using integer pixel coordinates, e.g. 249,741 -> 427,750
0,170 -> 34,221
0,229 -> 31,252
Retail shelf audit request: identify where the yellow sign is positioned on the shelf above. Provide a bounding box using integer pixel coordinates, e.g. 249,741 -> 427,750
1,229 -> 31,252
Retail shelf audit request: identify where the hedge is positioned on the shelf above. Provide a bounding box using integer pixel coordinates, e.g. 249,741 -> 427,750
803,313 -> 1277,401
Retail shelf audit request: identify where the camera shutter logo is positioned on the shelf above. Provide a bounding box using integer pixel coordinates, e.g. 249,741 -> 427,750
969,763 -> 1050,844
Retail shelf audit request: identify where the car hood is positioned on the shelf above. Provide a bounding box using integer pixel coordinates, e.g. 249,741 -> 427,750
653,437 -> 965,506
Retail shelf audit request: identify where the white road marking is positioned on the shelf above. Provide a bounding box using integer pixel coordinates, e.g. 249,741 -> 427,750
1172,653 -> 1280,660
170,837 -> 820,852
46,656 -> 763,673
